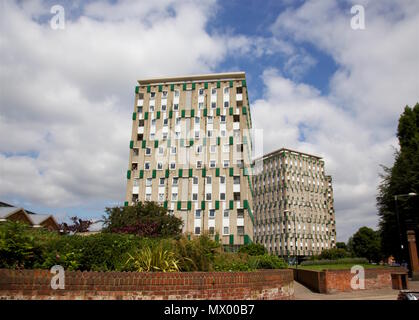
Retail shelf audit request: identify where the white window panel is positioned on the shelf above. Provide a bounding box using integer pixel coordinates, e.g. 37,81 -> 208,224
237,218 -> 244,226
137,127 -> 144,134
132,186 -> 139,194
137,99 -> 144,107
236,93 -> 242,101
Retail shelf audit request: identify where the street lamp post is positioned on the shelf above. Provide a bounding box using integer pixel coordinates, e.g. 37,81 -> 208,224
394,193 -> 417,265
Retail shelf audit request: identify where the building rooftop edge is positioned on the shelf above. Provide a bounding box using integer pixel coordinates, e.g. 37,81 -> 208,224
253,147 -> 323,162
137,72 -> 246,85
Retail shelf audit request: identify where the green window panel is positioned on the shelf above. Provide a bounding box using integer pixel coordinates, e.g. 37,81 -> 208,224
177,201 -> 182,210
215,200 -> 220,210
129,140 -> 134,149
158,85 -> 162,92
190,109 -> 195,117
242,80 -> 246,87
135,86 -> 139,94
242,106 -> 247,115
204,82 -> 208,89
229,234 -> 234,245
132,112 -> 136,120
180,139 -> 184,147
217,137 -> 220,145
229,167 -> 234,176
127,170 -> 131,179
154,140 -> 158,148
189,139 -> 194,147
203,137 -> 207,146
187,235 -> 191,240
187,201 -> 192,210
165,169 -> 169,178
178,169 -> 183,177
216,108 -> 220,116
124,201 -> 129,207
181,110 -> 186,118
229,136 -> 233,145
229,107 -> 233,116
152,170 -> 157,178
215,168 -> 220,177
191,83 -> 195,90
202,168 -> 206,177
139,170 -> 144,179
157,111 -> 161,119
244,200 -> 249,209
170,84 -> 174,91
189,168 -> 193,177
167,139 -> 171,147
229,80 -> 233,88
229,200 -> 234,210
144,112 -> 149,120
147,85 -> 151,93
215,234 -> 219,242
203,108 -> 208,117
217,81 -> 221,88
244,235 -> 251,245
169,110 -> 173,118
164,201 -> 168,209
243,167 -> 248,176
201,201 -> 205,210
183,83 -> 187,91
142,140 -> 146,149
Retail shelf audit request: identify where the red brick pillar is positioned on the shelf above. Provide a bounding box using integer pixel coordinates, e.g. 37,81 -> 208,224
407,230 -> 419,280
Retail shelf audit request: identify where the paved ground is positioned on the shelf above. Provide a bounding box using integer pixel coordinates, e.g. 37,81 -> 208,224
294,280 -> 419,300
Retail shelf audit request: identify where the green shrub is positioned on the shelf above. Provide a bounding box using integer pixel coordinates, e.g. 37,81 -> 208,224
316,248 -> 350,260
251,254 -> 288,269
174,234 -> 220,271
213,252 -> 258,271
126,245 -> 180,272
238,243 -> 267,256
300,257 -> 369,266
0,221 -> 42,269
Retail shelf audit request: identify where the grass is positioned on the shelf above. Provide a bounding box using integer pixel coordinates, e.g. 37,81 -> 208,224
293,264 -> 386,271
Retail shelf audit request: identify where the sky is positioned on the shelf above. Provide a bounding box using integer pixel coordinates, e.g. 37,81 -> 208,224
0,0 -> 418,242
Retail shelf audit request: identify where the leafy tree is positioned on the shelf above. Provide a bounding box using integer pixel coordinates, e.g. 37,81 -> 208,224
317,248 -> 350,260
103,202 -> 183,237
377,103 -> 419,264
347,227 -> 382,263
238,243 -> 267,256
59,216 -> 93,234
336,242 -> 347,250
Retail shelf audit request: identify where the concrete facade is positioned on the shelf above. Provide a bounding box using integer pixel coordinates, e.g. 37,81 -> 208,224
125,72 -> 254,246
252,148 -> 336,257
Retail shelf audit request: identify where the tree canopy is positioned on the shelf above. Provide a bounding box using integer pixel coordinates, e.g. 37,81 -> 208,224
377,103 -> 419,263
347,226 -> 382,263
103,202 -> 183,237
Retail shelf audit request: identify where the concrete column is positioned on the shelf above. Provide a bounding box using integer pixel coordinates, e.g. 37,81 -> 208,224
407,230 -> 419,280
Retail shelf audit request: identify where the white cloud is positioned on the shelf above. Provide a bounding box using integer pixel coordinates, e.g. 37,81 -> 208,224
0,0 -> 226,219
253,0 -> 419,241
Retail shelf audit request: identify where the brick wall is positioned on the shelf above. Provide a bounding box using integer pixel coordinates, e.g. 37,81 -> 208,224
0,269 -> 294,300
293,267 -> 407,294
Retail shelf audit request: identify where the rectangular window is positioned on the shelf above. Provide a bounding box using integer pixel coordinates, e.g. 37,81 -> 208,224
195,209 -> 201,218
195,227 -> 201,235
223,226 -> 229,235
199,88 -> 205,96
195,131 -> 200,139
237,226 -> 244,235
220,192 -> 226,201
220,115 -> 226,123
220,176 -> 226,184
209,209 -> 215,219
210,145 -> 216,153
223,87 -> 229,95
210,160 -> 216,168
195,117 -> 200,124
172,177 -> 178,185
193,176 -> 198,185
192,193 -> 198,201
145,147 -> 151,155
224,101 -> 229,108
172,193 -> 178,201
174,103 -> 179,111
150,105 -> 155,112
171,146 -> 177,154
196,160 -> 202,169
198,102 -> 204,109
170,162 -> 176,170
211,102 -> 216,109
207,116 -> 213,124
206,193 -> 212,201
158,193 -> 164,202
162,91 -> 168,98
157,162 -> 163,170
196,145 -> 202,154
145,162 -> 150,170
223,145 -> 230,153
158,147 -> 164,155
150,92 -> 156,99
174,90 -> 180,97
211,88 -> 217,95
206,176 -> 212,184
223,160 -> 229,168
146,178 -> 152,187
224,210 -> 229,218
159,178 -> 165,186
